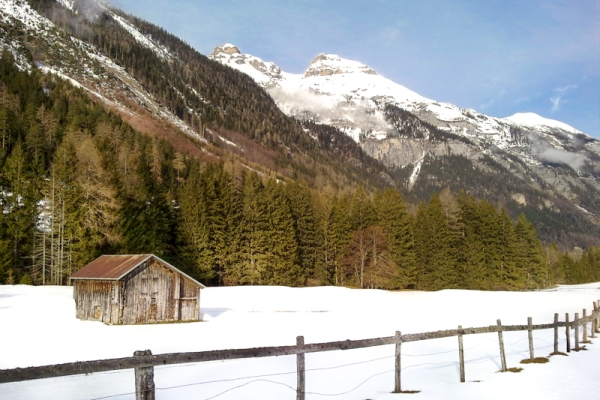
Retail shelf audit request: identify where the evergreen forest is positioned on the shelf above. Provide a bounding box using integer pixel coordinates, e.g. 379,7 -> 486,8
0,51 -> 598,290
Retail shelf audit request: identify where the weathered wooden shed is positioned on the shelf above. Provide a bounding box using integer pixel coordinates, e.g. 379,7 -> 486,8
70,254 -> 205,325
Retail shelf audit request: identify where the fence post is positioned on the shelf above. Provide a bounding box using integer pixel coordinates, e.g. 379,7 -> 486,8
458,325 -> 465,383
596,300 -> 600,333
394,331 -> 402,393
527,317 -> 534,360
583,309 -> 588,342
574,313 -> 580,350
565,313 -> 571,352
297,336 -> 305,400
592,303 -> 598,339
553,313 -> 559,354
497,320 -> 507,372
134,350 -> 155,400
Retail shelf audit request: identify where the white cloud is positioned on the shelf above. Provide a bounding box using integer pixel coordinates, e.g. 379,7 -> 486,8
550,84 -> 578,113
527,133 -> 588,171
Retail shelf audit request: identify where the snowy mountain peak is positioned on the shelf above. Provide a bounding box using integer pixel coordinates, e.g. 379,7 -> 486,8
210,44 -> 282,86
304,53 -> 377,77
503,112 -> 582,134
213,43 -> 241,55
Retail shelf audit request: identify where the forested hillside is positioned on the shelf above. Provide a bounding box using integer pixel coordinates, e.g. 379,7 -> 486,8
0,52 -> 597,289
22,0 -> 391,191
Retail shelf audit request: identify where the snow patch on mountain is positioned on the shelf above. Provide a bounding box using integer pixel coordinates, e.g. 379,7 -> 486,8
56,0 -> 74,10
503,112 -> 581,134
108,11 -> 171,60
210,44 -> 282,87
0,0 -> 54,32
408,154 -> 425,190
304,53 -> 378,77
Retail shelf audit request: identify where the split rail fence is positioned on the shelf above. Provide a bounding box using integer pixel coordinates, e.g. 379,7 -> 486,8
2,300 -> 600,400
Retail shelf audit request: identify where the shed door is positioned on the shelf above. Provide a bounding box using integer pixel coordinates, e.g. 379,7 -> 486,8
145,276 -> 159,322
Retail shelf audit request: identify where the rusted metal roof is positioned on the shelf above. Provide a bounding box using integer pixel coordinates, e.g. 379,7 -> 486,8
70,254 -> 152,280
70,254 -> 205,288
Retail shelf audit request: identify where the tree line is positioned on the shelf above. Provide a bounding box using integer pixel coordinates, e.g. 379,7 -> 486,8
0,50 -> 598,289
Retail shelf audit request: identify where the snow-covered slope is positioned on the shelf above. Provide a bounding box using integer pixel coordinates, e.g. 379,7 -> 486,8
503,112 -> 582,134
2,284 -> 600,399
209,44 -> 591,149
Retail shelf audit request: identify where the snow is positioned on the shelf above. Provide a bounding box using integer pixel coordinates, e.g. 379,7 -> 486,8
208,45 -> 596,172
304,53 -> 379,76
408,154 -> 425,189
55,0 -> 74,10
210,44 -> 282,86
576,205 -> 593,215
2,284 -> 600,399
39,66 -> 83,89
503,113 -> 581,134
209,45 -> 507,144
107,11 -> 171,60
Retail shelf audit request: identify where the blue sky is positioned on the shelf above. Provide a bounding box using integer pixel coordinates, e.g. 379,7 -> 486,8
111,0 -> 599,137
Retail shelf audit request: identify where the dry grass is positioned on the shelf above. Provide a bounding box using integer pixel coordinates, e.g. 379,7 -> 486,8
520,357 -> 549,364
572,346 -> 588,352
500,367 -> 523,373
549,351 -> 568,357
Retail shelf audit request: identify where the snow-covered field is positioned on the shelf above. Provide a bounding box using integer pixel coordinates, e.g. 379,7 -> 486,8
2,284 -> 600,399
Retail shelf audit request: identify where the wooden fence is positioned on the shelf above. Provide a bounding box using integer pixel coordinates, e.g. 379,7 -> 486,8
2,300 -> 600,400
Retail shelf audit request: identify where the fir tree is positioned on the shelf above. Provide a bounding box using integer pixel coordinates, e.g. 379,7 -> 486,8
176,163 -> 215,281
375,188 -> 414,288
236,172 -> 268,285
514,214 -> 545,289
263,179 -> 301,285
286,182 -> 321,283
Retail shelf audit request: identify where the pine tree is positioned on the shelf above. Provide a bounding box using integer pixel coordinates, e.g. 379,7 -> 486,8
477,200 -> 503,287
1,140 -> 37,282
324,195 -> 353,285
514,214 -> 544,289
235,172 -> 268,285
286,182 -> 322,282
176,163 -> 215,281
263,179 -> 301,285
414,194 -> 456,290
426,194 -> 457,290
413,201 -> 429,290
439,188 -> 464,263
375,188 -> 414,288
497,209 -> 521,289
120,148 -> 175,258
349,186 -> 376,231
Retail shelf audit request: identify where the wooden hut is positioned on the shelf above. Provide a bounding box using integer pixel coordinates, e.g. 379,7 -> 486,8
70,254 -> 205,325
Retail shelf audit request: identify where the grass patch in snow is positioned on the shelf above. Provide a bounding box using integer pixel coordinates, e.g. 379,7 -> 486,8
520,357 -> 549,364
549,351 -> 568,357
500,367 -> 523,373
572,346 -> 588,352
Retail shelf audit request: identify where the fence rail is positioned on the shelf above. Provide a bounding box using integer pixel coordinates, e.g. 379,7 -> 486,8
2,300 -> 600,400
